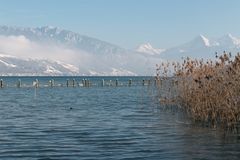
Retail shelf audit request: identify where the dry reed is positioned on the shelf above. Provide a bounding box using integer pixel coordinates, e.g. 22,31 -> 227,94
156,52 -> 240,131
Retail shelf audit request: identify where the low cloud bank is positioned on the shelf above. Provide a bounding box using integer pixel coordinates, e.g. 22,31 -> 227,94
0,35 -> 160,75
0,35 -> 88,64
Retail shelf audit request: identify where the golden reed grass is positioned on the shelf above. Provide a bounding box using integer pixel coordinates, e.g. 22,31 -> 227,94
156,52 -> 240,131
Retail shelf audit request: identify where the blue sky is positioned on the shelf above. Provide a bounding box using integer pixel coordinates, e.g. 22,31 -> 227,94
0,0 -> 239,49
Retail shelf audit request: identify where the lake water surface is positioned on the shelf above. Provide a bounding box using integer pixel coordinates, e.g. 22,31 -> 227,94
0,77 -> 239,160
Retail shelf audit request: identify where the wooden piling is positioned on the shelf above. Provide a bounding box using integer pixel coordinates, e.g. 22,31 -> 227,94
82,79 -> 85,87
49,79 -> 54,87
66,79 -> 69,87
0,79 -> 3,88
88,79 -> 91,87
102,79 -> 105,87
33,79 -> 39,88
109,80 -> 112,86
17,79 -> 21,88
72,79 -> 75,87
84,79 -> 87,87
0,78 -> 156,89
51,79 -> 54,87
128,79 -> 132,86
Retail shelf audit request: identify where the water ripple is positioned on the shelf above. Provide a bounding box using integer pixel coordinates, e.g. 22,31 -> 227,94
0,77 -> 239,159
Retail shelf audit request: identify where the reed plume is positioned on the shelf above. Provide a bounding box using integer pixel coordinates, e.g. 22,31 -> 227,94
156,52 -> 240,131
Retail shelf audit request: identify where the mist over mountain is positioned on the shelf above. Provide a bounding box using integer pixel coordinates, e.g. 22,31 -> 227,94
0,25 -> 127,55
0,25 -> 239,76
0,26 -> 159,76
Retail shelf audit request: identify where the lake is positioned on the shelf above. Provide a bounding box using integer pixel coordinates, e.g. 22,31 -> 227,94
0,76 -> 239,160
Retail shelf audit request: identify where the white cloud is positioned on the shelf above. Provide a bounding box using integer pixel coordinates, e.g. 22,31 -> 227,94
0,35 -> 86,64
0,35 -> 32,52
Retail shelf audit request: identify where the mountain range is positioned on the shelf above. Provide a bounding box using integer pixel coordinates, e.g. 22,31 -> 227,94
0,25 -> 239,76
138,34 -> 240,60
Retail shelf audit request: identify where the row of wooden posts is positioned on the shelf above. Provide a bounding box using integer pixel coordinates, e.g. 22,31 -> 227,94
0,78 -> 163,88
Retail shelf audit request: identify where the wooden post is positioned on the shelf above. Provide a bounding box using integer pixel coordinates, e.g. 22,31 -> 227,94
102,79 -> 105,87
0,79 -> 3,88
33,79 -> 39,88
88,79 -> 90,87
36,79 -> 39,88
109,80 -> 112,86
72,79 -> 75,87
84,79 -> 87,87
51,79 -> 54,87
17,79 -> 21,88
128,79 -> 132,86
82,79 -> 85,87
49,79 -> 54,87
66,79 -> 69,87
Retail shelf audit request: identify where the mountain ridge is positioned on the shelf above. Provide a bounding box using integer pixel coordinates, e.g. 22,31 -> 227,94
0,25 -> 240,76
0,25 -> 127,55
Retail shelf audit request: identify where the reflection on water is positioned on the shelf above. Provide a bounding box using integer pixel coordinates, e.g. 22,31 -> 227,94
0,77 -> 239,160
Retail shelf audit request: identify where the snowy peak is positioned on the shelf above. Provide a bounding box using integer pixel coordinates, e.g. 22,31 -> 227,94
136,43 -> 165,55
177,34 -> 222,52
218,34 -> 240,47
0,53 -> 80,76
188,34 -> 240,49
160,33 -> 240,60
2,25 -> 240,75
188,35 -> 212,48
199,35 -> 210,47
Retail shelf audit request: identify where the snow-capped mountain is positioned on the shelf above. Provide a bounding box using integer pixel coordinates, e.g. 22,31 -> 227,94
0,25 -> 126,55
0,53 -> 79,76
160,34 -> 240,60
0,25 -> 240,76
0,25 -> 162,76
217,34 -> 240,48
136,43 -> 165,56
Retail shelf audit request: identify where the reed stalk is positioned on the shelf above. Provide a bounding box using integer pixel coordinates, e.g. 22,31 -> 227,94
156,52 -> 240,131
